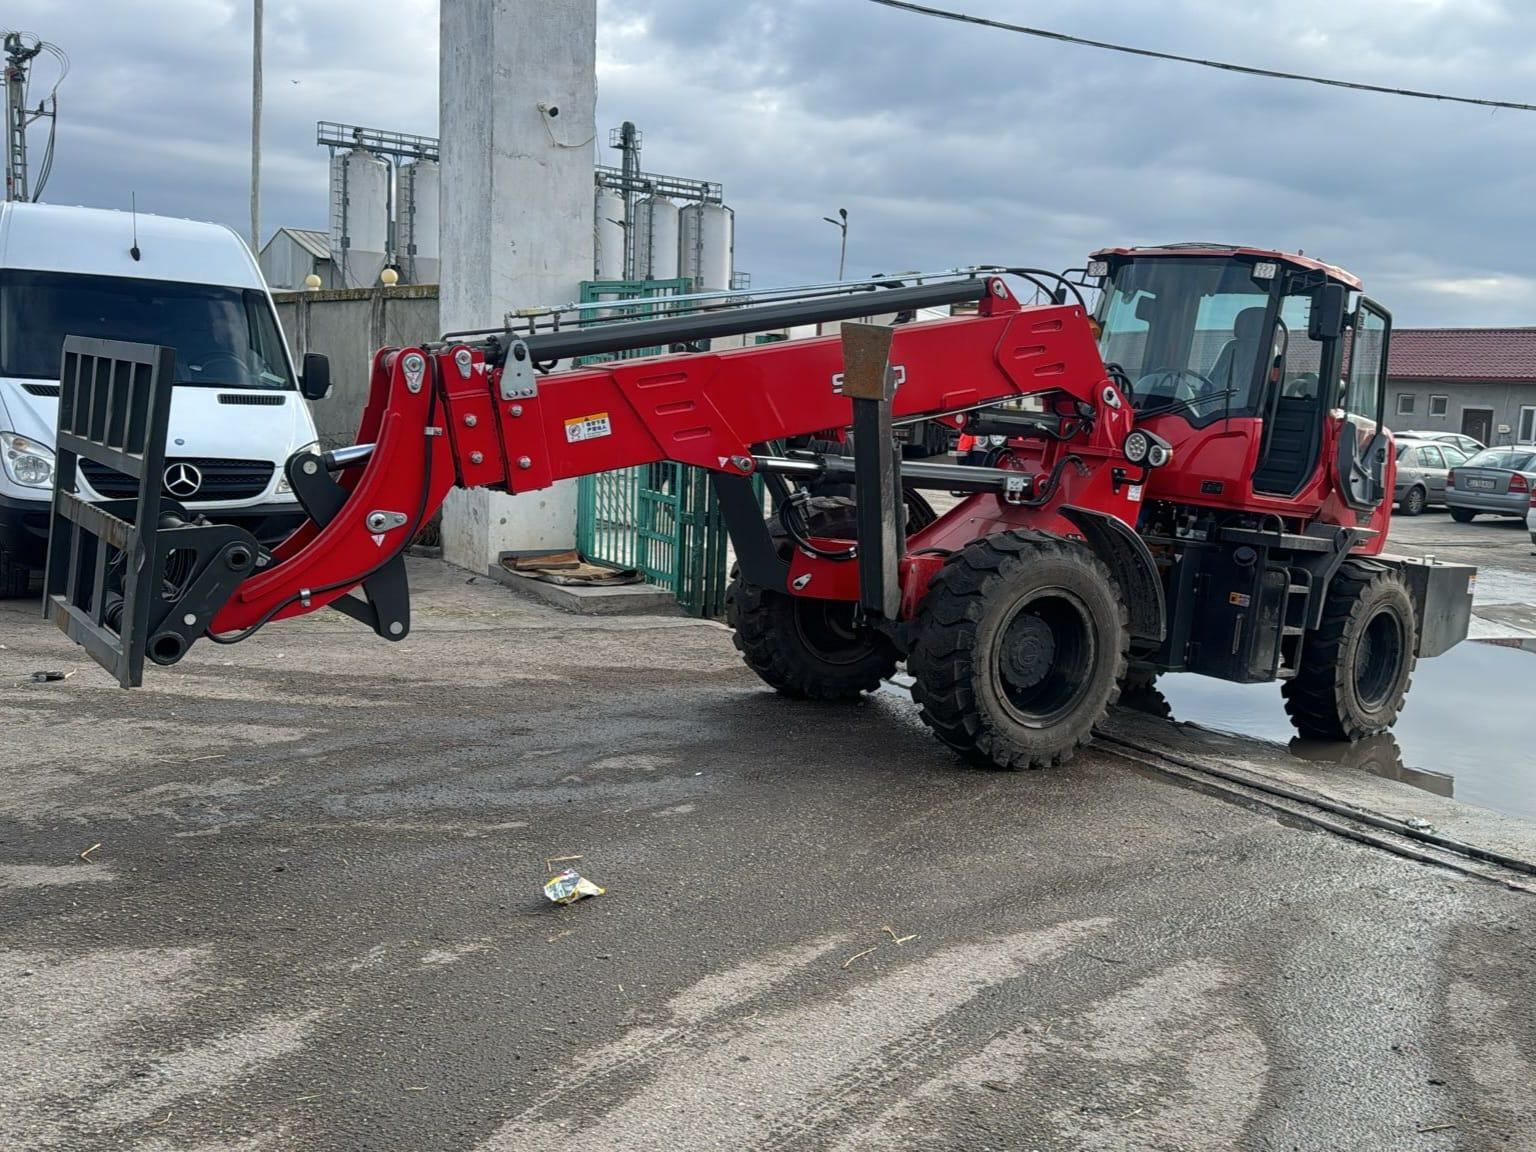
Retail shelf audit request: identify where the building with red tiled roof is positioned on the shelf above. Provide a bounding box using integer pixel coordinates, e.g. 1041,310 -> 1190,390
1387,328 -> 1536,447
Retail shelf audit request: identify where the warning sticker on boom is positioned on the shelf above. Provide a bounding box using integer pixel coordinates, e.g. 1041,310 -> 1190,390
564,412 -> 612,443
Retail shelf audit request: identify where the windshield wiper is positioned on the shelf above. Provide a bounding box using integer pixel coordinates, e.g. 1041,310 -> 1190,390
1137,388 -> 1238,420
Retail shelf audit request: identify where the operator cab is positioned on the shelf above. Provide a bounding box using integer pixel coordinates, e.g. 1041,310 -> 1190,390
1089,244 -> 1390,508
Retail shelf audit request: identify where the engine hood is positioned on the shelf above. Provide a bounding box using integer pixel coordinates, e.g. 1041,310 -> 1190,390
0,380 -> 317,459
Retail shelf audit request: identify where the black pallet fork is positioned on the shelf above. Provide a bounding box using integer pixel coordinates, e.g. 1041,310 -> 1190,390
44,337 -> 258,687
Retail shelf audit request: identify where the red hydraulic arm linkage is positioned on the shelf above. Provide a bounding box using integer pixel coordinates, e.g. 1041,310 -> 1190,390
44,271 -> 1150,687
205,273 -> 1138,641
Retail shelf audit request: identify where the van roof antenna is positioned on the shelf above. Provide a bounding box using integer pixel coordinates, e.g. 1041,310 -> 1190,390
130,193 -> 141,261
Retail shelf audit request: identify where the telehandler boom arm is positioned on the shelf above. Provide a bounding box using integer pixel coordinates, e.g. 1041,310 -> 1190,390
44,271 -> 1140,686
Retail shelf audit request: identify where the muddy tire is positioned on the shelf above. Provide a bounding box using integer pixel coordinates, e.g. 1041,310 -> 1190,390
908,531 -> 1128,769
1450,507 -> 1476,523
1117,664 -> 1170,719
724,497 -> 898,700
1399,485 -> 1427,516
1283,561 -> 1417,741
0,549 -> 32,599
1120,664 -> 1159,694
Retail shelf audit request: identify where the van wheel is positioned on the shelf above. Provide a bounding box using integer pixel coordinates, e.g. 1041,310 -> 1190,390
1399,486 -> 1427,516
1450,508 -> 1476,523
0,550 -> 33,599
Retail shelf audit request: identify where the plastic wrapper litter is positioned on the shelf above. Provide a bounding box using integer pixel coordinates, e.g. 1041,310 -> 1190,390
544,868 -> 605,905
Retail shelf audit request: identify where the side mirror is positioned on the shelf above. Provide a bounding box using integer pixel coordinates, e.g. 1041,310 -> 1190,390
300,352 -> 331,401
1308,284 -> 1348,341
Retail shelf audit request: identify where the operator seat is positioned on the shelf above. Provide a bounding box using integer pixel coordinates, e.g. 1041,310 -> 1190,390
1209,306 -> 1267,400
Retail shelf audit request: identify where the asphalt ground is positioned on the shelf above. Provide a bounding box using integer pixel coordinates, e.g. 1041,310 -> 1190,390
4,557 -> 1536,1151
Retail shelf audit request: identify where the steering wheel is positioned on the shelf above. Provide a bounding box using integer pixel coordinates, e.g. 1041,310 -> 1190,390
188,353 -> 250,382
1283,371 -> 1320,400
1132,367 -> 1214,409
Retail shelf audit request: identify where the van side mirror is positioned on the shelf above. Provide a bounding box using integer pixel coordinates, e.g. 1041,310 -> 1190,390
1308,284 -> 1347,341
300,352 -> 331,401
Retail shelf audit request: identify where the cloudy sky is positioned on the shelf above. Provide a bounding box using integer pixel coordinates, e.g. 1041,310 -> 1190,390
10,0 -> 1536,325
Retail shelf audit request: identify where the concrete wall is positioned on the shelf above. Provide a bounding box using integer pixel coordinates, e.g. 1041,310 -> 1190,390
1387,377 -> 1536,446
272,285 -> 439,449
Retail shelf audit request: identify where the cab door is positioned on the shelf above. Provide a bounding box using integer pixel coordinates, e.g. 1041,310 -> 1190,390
1335,298 -> 1392,512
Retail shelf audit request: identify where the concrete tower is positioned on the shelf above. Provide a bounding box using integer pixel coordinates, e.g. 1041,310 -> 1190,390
438,0 -> 597,570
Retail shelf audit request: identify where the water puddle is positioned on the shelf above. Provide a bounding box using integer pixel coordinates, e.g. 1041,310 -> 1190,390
1144,639 -> 1536,822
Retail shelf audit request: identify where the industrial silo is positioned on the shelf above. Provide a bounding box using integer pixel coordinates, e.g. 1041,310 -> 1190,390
594,190 -> 627,280
395,158 -> 440,284
679,202 -> 735,292
632,196 -> 680,281
328,145 -> 390,286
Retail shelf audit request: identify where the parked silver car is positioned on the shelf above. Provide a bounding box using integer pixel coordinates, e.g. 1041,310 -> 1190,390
1445,447 -> 1536,522
1398,430 -> 1487,456
1394,438 -> 1468,515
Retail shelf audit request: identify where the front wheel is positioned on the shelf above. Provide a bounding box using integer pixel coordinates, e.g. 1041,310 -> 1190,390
1450,507 -> 1476,523
908,531 -> 1128,769
1283,562 -> 1417,741
724,496 -> 897,700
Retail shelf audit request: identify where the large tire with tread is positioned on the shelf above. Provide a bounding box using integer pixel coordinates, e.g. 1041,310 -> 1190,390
1282,561 -> 1417,741
0,550 -> 32,599
1399,485 -> 1427,516
908,531 -> 1129,769
724,497 -> 898,700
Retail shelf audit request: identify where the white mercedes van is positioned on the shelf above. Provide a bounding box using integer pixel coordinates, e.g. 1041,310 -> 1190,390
0,202 -> 327,596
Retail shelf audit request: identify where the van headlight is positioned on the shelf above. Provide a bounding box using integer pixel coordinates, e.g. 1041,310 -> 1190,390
275,441 -> 319,495
1,431 -> 55,489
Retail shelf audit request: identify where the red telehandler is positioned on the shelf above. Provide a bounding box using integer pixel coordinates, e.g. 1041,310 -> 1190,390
42,245 -> 1473,768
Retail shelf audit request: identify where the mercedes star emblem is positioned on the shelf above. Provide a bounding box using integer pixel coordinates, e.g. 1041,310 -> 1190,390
163,461 -> 203,498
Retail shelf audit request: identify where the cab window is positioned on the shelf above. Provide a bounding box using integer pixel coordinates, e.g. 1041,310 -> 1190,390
1345,303 -> 1389,423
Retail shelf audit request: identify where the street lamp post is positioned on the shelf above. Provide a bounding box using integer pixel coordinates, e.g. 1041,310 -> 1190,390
822,207 -> 847,281
250,0 -> 263,253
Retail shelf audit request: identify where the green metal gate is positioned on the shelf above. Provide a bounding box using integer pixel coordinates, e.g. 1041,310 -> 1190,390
574,279 -> 735,617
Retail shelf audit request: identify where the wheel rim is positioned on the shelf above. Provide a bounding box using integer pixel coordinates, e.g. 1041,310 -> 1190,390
990,588 -> 1096,728
791,597 -> 875,666
1407,488 -> 1424,512
1354,608 -> 1406,710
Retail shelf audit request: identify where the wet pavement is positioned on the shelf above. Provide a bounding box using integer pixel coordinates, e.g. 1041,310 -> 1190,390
6,510 -> 1536,1150
1144,639 -> 1536,822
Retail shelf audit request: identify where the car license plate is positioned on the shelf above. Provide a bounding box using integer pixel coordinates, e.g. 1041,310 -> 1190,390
1468,477 -> 1496,490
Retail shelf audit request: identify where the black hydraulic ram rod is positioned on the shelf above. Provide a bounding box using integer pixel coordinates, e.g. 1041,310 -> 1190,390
505,279 -> 991,365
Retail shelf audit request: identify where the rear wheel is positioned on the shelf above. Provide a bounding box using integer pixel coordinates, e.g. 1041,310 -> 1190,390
908,531 -> 1128,769
1399,486 -> 1427,516
1450,507 -> 1476,523
1283,561 -> 1417,741
724,497 -> 897,700
0,549 -> 32,599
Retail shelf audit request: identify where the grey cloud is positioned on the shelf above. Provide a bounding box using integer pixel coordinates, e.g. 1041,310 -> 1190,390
12,0 -> 1536,323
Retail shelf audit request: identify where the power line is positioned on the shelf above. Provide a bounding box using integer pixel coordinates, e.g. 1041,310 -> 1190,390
865,0 -> 1536,114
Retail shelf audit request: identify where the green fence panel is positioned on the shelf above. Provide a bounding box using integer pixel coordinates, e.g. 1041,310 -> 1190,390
573,280 -> 741,617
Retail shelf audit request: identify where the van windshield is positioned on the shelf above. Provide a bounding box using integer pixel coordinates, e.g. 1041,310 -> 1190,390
0,270 -> 295,389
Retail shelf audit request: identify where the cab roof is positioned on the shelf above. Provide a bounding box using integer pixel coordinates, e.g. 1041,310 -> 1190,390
1091,242 -> 1363,291
0,201 -> 266,289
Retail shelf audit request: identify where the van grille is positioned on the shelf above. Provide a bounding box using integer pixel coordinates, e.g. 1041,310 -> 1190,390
217,393 -> 287,406
21,382 -> 60,397
80,457 -> 276,501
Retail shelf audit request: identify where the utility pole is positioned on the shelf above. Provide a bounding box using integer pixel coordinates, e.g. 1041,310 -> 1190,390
250,0 -> 263,251
615,120 -> 640,280
4,33 -> 44,201
823,206 -> 848,280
